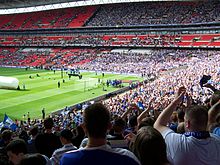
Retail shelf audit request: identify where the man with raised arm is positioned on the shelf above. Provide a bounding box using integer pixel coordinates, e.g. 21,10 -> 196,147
154,87 -> 220,165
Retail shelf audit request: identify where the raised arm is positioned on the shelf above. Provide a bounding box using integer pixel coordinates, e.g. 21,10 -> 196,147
154,87 -> 186,133
120,105 -> 133,120
137,99 -> 154,126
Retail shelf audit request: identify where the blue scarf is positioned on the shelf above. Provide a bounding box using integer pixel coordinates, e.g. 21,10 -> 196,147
184,131 -> 210,139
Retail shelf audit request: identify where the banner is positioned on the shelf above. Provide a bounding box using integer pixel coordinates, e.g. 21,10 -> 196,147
3,114 -> 17,131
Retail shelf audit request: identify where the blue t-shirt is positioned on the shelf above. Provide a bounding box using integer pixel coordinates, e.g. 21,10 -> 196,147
212,127 -> 220,137
60,144 -> 140,165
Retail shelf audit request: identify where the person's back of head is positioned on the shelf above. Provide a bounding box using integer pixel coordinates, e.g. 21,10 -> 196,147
132,126 -> 168,165
43,117 -> 54,130
208,104 -> 220,133
184,105 -> 208,131
19,130 -> 29,143
72,125 -> 85,148
1,127 -> 9,134
129,115 -> 138,128
1,130 -> 13,146
112,118 -> 126,134
6,139 -> 27,155
83,103 -> 110,138
170,112 -> 178,123
19,153 -> 47,165
60,129 -> 73,144
6,139 -> 27,165
29,126 -> 38,138
138,117 -> 155,130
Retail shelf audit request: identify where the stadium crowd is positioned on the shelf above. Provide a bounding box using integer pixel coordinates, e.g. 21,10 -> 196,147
1,48 -> 218,77
0,35 -> 180,47
87,1 -> 220,26
2,33 -> 220,48
1,1 -> 220,30
1,0 -> 220,164
1,48 -> 220,165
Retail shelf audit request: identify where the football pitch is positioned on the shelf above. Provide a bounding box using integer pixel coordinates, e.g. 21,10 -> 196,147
0,67 -> 143,121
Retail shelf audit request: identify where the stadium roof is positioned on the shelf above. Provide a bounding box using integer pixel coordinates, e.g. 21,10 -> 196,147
0,0 -> 188,15
0,0 -> 77,9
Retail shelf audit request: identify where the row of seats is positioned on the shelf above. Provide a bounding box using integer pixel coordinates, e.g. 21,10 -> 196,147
0,34 -> 220,48
0,6 -> 97,30
0,48 -> 97,67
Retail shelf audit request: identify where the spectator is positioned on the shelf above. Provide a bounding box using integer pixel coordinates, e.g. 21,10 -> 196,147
27,126 -> 38,153
154,87 -> 220,165
131,126 -> 169,165
19,130 -> 29,143
108,118 -> 127,149
123,115 -> 138,136
50,129 -> 77,165
60,103 -> 140,165
6,139 -> 27,165
35,117 -> 61,158
42,108 -> 45,120
208,101 -> 220,137
71,125 -> 85,148
0,130 -> 13,149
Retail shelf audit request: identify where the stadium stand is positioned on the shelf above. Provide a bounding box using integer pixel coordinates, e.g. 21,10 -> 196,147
86,2 -> 220,26
0,6 -> 97,29
1,34 -> 220,48
1,1 -> 220,165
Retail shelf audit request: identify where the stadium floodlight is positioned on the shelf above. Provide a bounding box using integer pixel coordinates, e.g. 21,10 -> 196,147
0,76 -> 19,90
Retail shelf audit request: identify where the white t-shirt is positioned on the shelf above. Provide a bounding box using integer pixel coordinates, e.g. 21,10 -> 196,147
162,128 -> 220,165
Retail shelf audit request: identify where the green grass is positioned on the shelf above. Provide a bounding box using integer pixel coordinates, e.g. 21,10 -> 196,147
0,67 -> 143,121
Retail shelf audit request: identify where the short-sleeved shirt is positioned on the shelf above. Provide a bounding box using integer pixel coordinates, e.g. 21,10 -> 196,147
60,144 -> 140,165
50,144 -> 77,165
212,127 -> 220,137
162,128 -> 220,165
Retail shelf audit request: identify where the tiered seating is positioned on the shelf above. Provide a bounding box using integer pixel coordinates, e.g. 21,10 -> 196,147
181,35 -> 199,41
12,13 -> 30,30
86,1 -> 220,26
0,15 -> 14,30
43,48 -> 98,68
191,42 -> 210,47
68,6 -> 97,27
0,34 -> 220,48
0,48 -> 19,66
177,42 -> 192,47
200,34 -> 220,41
208,42 -> 220,47
0,6 -> 98,30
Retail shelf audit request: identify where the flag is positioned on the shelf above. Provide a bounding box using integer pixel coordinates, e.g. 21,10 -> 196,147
0,122 -> 4,129
3,114 -> 17,131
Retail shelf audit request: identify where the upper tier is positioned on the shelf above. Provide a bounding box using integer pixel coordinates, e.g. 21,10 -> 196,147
0,1 -> 220,30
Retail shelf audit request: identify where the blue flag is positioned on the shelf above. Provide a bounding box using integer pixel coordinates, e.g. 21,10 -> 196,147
3,114 -> 17,131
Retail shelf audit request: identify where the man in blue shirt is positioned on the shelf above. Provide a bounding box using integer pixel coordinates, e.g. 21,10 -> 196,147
60,103 -> 140,165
